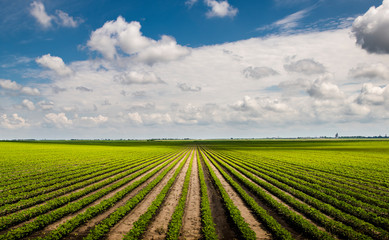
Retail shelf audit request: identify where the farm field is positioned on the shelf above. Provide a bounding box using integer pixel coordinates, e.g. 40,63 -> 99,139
0,140 -> 388,240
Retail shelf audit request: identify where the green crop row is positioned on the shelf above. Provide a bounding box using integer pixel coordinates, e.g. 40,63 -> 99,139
0,152 -> 182,240
0,153 -> 175,216
201,149 -> 294,240
199,150 -> 257,240
124,150 -> 193,240
165,151 -> 194,240
223,151 -> 389,232
209,150 -> 387,240
82,151 -> 191,240
220,151 -> 389,215
196,148 -> 218,240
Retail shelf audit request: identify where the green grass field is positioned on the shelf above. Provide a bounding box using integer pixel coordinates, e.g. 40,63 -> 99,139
0,139 -> 388,240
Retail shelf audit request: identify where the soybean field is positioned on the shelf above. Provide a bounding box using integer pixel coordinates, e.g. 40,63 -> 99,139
0,140 -> 388,240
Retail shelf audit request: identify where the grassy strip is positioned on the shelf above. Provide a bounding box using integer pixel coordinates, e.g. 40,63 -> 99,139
199,150 -> 256,240
165,151 -> 194,240
123,150 -> 192,240
202,150 -> 294,240
82,151 -> 191,240
196,148 -> 218,240
0,152 -> 183,240
209,150 -> 380,240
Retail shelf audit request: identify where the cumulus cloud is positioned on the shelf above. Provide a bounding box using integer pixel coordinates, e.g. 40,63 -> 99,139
186,0 -> 198,7
307,76 -> 344,99
44,112 -> 73,128
22,99 -> 35,111
205,0 -> 238,18
87,16 -> 190,63
0,79 -> 40,96
30,1 -> 83,28
349,63 -> 389,80
127,112 -> 172,125
284,58 -> 326,75
243,66 -> 279,79
36,54 -> 72,76
114,71 -> 164,85
0,114 -> 29,129
30,1 -> 53,28
352,0 -> 389,54
356,83 -> 388,105
177,83 -> 202,92
79,115 -> 108,126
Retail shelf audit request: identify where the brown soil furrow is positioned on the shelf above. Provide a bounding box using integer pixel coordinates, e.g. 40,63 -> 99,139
204,154 -> 272,240
24,159 -> 170,240
142,150 -> 193,240
200,155 -> 239,240
105,152 -> 190,240
179,149 -> 202,240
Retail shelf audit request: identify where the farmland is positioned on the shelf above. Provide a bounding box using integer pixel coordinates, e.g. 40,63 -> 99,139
0,140 -> 388,240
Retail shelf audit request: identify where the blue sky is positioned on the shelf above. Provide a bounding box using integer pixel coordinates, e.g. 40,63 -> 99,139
0,0 -> 389,139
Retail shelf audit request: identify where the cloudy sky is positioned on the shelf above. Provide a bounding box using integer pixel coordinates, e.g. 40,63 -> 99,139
1,0 -> 389,139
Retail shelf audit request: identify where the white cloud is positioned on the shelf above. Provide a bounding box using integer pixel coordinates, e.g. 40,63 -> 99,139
205,0 -> 238,18
356,83 -> 388,105
243,66 -> 279,79
79,115 -> 108,126
30,1 -> 53,28
22,99 -> 35,111
0,79 -> 20,90
44,113 -> 73,128
352,0 -> 389,54
87,16 -> 190,63
275,9 -> 309,29
0,79 -> 40,96
128,112 -> 143,125
36,54 -> 72,76
30,1 -> 83,29
0,114 -> 30,129
349,63 -> 389,80
114,71 -> 164,85
55,10 -> 83,28
257,8 -> 310,31
284,58 -> 326,75
307,76 -> 344,100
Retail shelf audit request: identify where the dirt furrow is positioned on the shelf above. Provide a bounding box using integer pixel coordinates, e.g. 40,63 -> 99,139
179,149 -> 201,240
200,155 -> 239,240
204,154 -> 272,240
142,150 -> 193,240
105,152 -> 190,240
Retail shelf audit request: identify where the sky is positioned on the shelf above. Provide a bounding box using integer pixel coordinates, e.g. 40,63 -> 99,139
0,0 -> 389,139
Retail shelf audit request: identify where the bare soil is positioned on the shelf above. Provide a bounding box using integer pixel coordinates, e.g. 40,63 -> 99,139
179,150 -> 202,240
